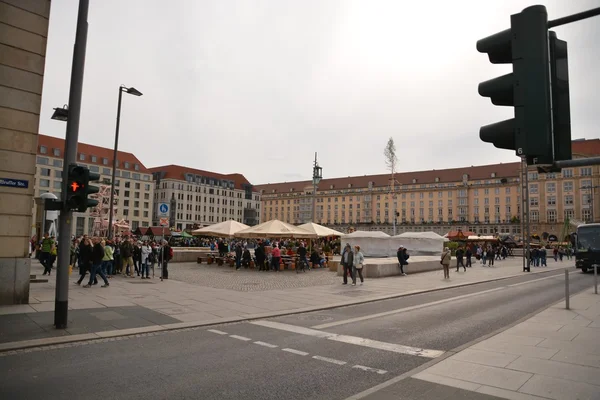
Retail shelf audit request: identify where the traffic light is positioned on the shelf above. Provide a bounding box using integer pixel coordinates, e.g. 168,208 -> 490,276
65,164 -> 99,212
477,5 -> 552,160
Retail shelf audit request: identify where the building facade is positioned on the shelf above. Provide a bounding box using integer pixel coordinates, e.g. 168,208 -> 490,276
256,139 -> 600,238
0,0 -> 51,305
34,135 -> 154,236
149,165 -> 261,230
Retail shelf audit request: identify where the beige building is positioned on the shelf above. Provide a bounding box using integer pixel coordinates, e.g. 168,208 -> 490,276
34,135 -> 154,236
0,0 -> 51,305
256,139 -> 600,239
149,165 -> 261,230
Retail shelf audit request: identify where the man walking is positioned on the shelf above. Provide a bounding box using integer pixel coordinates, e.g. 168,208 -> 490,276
341,243 -> 354,285
40,232 -> 55,275
84,237 -> 109,288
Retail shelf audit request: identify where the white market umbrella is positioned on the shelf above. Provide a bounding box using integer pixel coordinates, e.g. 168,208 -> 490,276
298,222 -> 344,238
234,219 -> 317,239
192,220 -> 249,238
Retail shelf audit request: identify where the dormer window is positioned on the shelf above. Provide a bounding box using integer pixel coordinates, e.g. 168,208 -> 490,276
124,162 -> 130,169
134,164 -> 140,171
290,188 -> 294,192
491,172 -> 496,178
435,177 -> 439,182
91,155 -> 97,162
348,183 -> 352,188
330,185 -> 334,189
412,179 -> 417,184
79,153 -> 85,161
463,174 -> 469,180
102,158 -> 108,165
53,148 -> 60,157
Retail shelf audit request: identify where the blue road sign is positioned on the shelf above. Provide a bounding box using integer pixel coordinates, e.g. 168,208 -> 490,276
0,178 -> 29,188
158,203 -> 169,216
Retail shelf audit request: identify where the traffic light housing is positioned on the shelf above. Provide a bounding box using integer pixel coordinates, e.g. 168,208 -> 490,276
65,164 -> 99,212
477,5 -> 553,160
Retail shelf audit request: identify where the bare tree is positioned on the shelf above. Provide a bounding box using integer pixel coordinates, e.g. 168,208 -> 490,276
384,137 -> 398,235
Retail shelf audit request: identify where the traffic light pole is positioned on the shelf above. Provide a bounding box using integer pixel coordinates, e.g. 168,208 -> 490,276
55,0 -> 89,329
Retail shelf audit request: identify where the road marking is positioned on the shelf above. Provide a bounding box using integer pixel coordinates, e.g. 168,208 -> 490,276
207,329 -> 228,335
230,335 -> 252,341
250,320 -> 443,358
507,273 -> 563,287
254,341 -> 278,348
353,365 -> 388,375
313,355 -> 347,365
282,348 -> 309,356
312,287 -> 505,329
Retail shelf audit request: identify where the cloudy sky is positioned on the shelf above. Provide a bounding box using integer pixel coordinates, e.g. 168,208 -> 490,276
40,0 -> 600,185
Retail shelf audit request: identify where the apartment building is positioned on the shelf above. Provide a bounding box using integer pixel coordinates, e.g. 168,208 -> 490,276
256,139 -> 600,238
34,135 -> 154,236
149,165 -> 261,230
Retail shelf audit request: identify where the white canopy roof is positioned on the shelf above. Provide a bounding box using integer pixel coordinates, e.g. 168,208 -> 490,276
234,219 -> 317,239
191,220 -> 249,238
395,231 -> 448,241
342,230 -> 390,239
297,222 -> 344,237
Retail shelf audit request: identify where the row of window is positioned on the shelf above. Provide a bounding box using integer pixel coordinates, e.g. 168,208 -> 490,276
530,194 -> 592,207
39,146 -> 142,171
37,158 -> 151,181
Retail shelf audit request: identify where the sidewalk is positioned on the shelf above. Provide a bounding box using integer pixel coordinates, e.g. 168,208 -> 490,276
413,289 -> 600,400
0,257 -> 572,350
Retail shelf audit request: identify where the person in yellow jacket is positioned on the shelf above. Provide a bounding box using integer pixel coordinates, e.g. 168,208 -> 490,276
102,240 -> 114,277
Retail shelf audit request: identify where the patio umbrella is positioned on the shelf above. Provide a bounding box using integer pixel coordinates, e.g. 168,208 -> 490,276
234,219 -> 317,239
297,222 -> 344,237
192,220 -> 250,238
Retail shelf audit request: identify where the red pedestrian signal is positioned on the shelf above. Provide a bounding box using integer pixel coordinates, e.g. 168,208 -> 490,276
70,182 -> 82,192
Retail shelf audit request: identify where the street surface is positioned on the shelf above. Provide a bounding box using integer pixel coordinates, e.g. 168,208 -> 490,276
0,268 -> 592,400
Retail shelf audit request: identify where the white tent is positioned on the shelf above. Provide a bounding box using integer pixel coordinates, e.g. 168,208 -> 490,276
234,219 -> 317,239
297,222 -> 344,237
391,231 -> 447,256
341,230 -> 391,257
192,220 -> 249,238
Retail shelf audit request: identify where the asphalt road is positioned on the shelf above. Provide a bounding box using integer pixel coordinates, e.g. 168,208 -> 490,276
0,268 -> 592,400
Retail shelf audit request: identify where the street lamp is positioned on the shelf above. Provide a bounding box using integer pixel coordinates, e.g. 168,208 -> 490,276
107,85 -> 143,239
51,105 -> 69,121
311,153 -> 322,223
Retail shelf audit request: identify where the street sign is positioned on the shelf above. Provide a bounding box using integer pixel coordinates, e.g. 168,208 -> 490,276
0,178 -> 28,188
159,217 -> 169,227
158,203 -> 169,217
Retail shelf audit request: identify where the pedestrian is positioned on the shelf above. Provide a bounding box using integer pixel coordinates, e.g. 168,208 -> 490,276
341,243 -> 354,285
441,247 -> 451,279
84,237 -> 109,288
140,241 -> 152,279
161,240 -> 172,280
40,232 -> 55,275
353,245 -> 365,286
397,246 -> 408,276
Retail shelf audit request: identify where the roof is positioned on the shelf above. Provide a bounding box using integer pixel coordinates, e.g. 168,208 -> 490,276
255,162 -> 521,194
148,164 -> 254,190
256,139 -> 600,194
146,227 -> 172,236
37,134 -> 150,173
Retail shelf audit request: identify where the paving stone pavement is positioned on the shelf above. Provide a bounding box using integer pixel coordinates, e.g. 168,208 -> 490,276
169,263 -> 339,291
413,290 -> 600,400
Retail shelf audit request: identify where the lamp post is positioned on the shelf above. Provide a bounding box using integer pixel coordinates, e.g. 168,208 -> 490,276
107,85 -> 142,239
580,185 -> 599,223
311,153 -> 322,223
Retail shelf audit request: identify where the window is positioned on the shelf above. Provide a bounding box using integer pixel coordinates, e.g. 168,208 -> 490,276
54,170 -> 61,178
37,156 -> 49,165
40,145 -> 47,154
132,173 -> 140,180
530,210 -> 539,222
53,148 -> 60,157
145,184 -> 151,191
79,153 -> 85,161
124,162 -> 130,169
91,156 -> 97,162
53,159 -> 62,167
563,181 -> 573,192
530,197 -> 539,207
546,183 -> 556,193
564,195 -> 574,206
562,169 -> 573,178
564,208 -> 574,220
547,196 -> 556,207
102,158 -> 109,165
134,164 -> 140,171
580,167 -> 592,176
39,179 -> 49,187
121,171 -> 130,179
529,184 -> 538,194
53,181 -> 62,189
547,210 -> 557,223
103,168 -> 110,175
40,168 -> 50,176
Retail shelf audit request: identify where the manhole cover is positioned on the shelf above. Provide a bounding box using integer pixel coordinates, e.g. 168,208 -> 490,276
296,314 -> 334,322
334,290 -> 373,297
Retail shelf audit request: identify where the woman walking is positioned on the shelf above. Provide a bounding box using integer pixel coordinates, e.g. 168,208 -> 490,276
353,245 -> 365,286
441,247 -> 451,279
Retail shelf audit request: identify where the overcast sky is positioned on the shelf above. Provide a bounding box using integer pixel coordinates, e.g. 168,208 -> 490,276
39,0 -> 600,185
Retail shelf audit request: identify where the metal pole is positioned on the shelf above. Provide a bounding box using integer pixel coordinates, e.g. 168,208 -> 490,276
160,226 -> 164,281
391,176 -> 396,236
55,0 -> 89,329
594,264 -> 598,295
107,87 -> 123,240
548,7 -> 600,28
554,156 -> 600,168
311,152 -> 317,223
565,269 -> 570,309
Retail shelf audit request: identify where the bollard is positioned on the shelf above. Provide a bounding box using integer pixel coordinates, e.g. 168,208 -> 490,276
565,269 -> 570,310
594,264 -> 598,295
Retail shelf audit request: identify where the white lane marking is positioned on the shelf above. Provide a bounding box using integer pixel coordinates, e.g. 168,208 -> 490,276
507,273 -> 563,287
254,341 -> 278,348
313,355 -> 347,365
250,320 -> 443,359
312,287 -> 505,329
230,335 -> 252,341
353,365 -> 388,375
207,329 -> 228,335
282,348 -> 309,356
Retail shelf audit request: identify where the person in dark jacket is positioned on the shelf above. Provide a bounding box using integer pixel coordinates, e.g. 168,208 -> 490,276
161,240 -> 172,280
255,242 -> 266,271
84,237 -> 109,288
341,243 -> 354,284
235,243 -> 243,270
76,236 -> 95,285
397,246 -> 408,276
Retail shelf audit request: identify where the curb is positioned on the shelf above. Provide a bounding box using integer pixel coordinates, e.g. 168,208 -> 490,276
0,266 -> 573,353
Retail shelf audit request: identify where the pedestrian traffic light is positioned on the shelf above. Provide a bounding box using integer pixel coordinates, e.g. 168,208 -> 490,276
65,164 -> 99,212
477,5 -> 553,160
